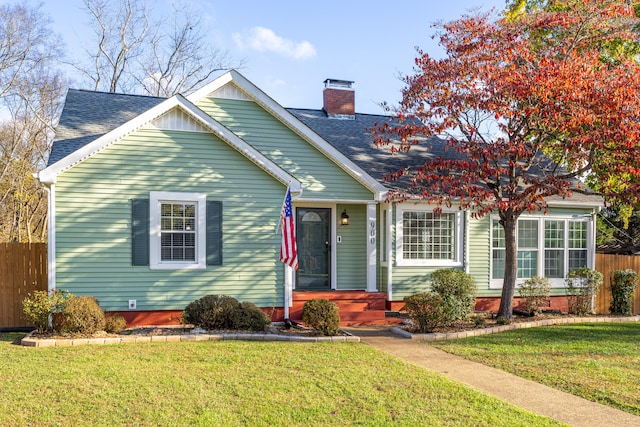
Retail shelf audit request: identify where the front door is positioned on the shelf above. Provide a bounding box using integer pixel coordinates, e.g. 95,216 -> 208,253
296,208 -> 331,290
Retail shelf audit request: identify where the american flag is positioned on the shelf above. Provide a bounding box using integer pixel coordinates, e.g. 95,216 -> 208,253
280,187 -> 298,270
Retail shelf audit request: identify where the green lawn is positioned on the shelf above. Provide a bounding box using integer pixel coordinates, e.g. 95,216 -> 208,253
432,322 -> 640,416
0,333 -> 561,426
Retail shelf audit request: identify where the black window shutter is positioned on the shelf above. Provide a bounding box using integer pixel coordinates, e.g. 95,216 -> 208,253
207,201 -> 223,265
131,199 -> 150,266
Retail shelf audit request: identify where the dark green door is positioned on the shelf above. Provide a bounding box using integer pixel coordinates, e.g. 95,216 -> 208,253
296,208 -> 331,290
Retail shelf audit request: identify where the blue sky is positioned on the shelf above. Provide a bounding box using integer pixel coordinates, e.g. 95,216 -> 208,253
37,0 -> 506,114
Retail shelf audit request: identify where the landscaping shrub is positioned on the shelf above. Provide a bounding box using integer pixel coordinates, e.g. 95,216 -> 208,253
59,296 -> 106,334
302,299 -> 340,336
518,276 -> 551,314
182,295 -> 271,331
403,270 -> 477,333
430,269 -> 477,322
22,290 -> 69,332
227,301 -> 271,331
610,269 -> 639,315
431,268 -> 477,321
104,314 -> 127,333
404,293 -> 450,333
182,294 -> 241,330
565,268 -> 603,316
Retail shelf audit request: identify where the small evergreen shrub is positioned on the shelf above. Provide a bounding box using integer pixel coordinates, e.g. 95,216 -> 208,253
518,276 -> 551,314
104,314 -> 127,333
404,293 -> 450,333
227,302 -> 271,331
22,290 -> 69,332
59,296 -> 106,334
182,295 -> 271,331
496,315 -> 511,325
430,269 -> 477,322
182,295 -> 241,330
610,269 -> 639,315
471,314 -> 486,327
302,299 -> 340,336
565,268 -> 603,316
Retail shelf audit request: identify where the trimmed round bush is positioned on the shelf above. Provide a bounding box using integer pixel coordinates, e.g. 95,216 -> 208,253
404,293 -> 450,333
302,299 -> 340,336
518,276 -> 551,314
430,269 -> 477,322
104,314 -> 127,333
59,296 -> 106,334
182,294 -> 241,330
183,295 -> 270,331
227,301 -> 271,331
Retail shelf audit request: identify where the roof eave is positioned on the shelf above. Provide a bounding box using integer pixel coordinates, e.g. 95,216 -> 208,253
38,93 -> 301,192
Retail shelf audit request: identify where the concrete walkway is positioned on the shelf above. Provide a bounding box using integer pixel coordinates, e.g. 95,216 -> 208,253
344,326 -> 640,427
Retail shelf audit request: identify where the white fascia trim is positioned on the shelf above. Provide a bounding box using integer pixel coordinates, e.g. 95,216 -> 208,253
546,199 -> 604,209
37,94 -> 300,193
294,198 -> 377,204
188,70 -> 386,200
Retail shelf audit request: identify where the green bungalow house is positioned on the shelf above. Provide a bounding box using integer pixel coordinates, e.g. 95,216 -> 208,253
37,70 -> 603,326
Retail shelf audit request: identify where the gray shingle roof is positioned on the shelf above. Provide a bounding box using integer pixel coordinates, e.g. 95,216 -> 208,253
45,89 -> 602,206
48,89 -> 165,165
288,108 -> 453,191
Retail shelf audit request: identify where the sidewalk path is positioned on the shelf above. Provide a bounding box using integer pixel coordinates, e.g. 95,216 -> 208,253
344,326 -> 640,427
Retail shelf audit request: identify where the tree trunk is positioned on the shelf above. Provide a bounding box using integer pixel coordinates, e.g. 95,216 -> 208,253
497,215 -> 518,320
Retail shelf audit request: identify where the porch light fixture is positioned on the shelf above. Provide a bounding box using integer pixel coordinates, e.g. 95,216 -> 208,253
340,209 -> 350,226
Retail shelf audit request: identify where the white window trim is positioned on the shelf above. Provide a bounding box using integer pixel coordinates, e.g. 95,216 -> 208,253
489,215 -> 592,289
395,205 -> 463,267
149,191 -> 206,270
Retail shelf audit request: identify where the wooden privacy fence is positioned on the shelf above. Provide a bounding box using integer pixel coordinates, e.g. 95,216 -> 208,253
0,243 -> 47,329
595,253 -> 640,315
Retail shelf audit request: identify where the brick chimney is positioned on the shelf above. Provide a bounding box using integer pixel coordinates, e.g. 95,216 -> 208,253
323,79 -> 355,119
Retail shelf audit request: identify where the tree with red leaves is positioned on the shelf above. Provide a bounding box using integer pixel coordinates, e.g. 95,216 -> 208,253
374,1 -> 640,319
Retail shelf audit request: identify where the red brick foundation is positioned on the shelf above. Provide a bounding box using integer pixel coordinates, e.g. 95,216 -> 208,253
109,308 -> 287,328
387,296 -> 570,314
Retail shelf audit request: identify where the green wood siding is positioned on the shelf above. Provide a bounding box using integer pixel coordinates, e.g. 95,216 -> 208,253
469,215 -> 492,297
335,204 -> 367,290
197,98 -> 374,201
54,129 -> 287,311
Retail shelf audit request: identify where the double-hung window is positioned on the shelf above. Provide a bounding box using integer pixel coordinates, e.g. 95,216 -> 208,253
396,206 -> 463,267
491,216 -> 590,287
150,192 -> 206,270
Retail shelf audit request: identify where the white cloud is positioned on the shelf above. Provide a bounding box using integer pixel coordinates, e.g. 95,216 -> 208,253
233,27 -> 316,60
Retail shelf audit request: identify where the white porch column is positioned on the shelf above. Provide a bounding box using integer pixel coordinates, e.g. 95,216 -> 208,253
366,202 -> 377,292
283,265 -> 293,319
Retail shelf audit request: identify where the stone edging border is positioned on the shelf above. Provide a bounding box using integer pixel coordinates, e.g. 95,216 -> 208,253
21,331 -> 360,347
391,315 -> 640,341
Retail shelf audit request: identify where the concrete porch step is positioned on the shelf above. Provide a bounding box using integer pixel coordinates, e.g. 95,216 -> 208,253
290,291 -> 396,327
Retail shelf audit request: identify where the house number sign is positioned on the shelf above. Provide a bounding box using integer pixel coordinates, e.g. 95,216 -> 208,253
369,220 -> 375,245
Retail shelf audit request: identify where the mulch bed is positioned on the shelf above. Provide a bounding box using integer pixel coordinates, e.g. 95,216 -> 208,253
27,323 -> 347,340
401,310 -> 588,334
